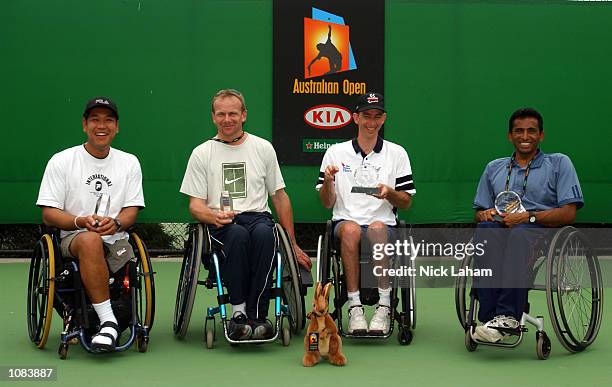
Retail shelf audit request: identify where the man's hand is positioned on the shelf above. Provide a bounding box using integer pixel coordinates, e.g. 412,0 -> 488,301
324,165 -> 339,183
90,215 -> 118,236
475,208 -> 498,222
293,243 -> 312,270
80,214 -> 101,232
214,210 -> 236,228
370,184 -> 390,200
499,212 -> 529,228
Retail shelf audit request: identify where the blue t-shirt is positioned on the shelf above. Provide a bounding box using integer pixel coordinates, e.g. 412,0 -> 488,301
473,150 -> 584,211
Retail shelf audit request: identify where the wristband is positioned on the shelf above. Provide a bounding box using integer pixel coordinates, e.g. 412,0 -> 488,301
74,216 -> 81,230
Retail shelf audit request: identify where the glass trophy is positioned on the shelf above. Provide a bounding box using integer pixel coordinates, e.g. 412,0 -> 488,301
351,163 -> 381,195
93,193 -> 110,227
494,191 -> 526,215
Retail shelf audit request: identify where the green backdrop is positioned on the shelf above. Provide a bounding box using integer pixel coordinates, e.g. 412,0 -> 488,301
2,0 -> 611,224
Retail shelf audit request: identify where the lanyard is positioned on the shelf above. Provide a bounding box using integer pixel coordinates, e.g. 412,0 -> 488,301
504,152 -> 536,195
213,131 -> 245,144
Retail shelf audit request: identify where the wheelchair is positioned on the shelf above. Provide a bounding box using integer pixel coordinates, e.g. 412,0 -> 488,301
317,220 -> 416,345
173,223 -> 312,348
455,226 -> 603,359
27,227 -> 155,359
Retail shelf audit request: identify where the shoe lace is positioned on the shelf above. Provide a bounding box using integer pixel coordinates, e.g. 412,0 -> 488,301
372,306 -> 390,323
349,306 -> 365,318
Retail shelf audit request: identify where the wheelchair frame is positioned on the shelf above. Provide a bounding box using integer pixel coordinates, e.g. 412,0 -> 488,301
455,226 -> 604,359
317,220 -> 416,345
173,223 -> 308,348
27,229 -> 156,359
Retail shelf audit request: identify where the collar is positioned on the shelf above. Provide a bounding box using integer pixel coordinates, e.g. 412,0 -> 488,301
511,148 -> 544,169
351,136 -> 384,157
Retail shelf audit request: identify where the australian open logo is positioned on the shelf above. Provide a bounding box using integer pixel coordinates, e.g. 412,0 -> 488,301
304,8 -> 357,79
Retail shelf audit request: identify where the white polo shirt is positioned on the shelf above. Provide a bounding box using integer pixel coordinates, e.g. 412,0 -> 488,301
315,137 -> 415,225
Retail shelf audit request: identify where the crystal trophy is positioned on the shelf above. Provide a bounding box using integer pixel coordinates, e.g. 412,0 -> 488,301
351,163 -> 381,195
494,191 -> 526,215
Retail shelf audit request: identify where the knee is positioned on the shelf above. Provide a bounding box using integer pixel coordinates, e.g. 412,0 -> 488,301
73,232 -> 103,251
224,224 -> 249,244
250,224 -> 274,245
339,222 -> 362,246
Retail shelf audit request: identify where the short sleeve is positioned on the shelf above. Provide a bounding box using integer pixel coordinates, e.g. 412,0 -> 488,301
556,155 -> 584,209
394,148 -> 416,196
180,149 -> 209,199
264,143 -> 285,196
36,155 -> 66,209
473,166 -> 495,210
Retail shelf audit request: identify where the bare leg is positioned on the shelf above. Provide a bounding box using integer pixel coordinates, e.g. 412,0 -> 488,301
69,232 -> 109,303
337,221 -> 362,293
367,222 -> 389,290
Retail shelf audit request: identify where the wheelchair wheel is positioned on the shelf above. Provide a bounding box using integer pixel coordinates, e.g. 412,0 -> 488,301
276,224 -> 306,333
546,227 -> 603,353
455,250 -> 474,329
318,220 -> 333,284
399,226 -> 417,330
173,224 -> 204,338
27,234 -> 56,349
131,232 -> 155,331
464,328 -> 478,352
536,331 -> 551,360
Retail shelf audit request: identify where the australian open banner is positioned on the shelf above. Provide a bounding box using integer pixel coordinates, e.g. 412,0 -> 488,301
273,0 -> 385,165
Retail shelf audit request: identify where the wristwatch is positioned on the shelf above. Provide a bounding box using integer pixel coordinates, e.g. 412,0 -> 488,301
113,218 -> 123,231
528,211 -> 537,224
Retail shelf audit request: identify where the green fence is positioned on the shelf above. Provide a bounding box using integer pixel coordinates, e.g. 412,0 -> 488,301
2,0 -> 611,224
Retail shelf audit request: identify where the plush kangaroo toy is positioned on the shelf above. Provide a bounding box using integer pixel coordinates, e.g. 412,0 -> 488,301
302,282 -> 347,366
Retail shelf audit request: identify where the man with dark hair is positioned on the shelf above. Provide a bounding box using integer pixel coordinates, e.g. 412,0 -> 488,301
180,88 -> 310,341
37,97 -> 145,352
471,107 -> 583,342
316,92 -> 415,335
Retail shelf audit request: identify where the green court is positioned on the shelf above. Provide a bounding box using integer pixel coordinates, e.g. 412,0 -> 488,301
2,261 -> 610,387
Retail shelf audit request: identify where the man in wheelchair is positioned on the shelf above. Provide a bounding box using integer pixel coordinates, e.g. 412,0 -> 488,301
180,89 -> 310,341
316,92 -> 415,335
471,107 -> 583,343
36,97 -> 145,352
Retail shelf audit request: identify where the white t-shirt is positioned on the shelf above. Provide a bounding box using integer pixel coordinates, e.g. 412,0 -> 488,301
180,133 -> 285,213
36,145 -> 145,243
315,137 -> 415,226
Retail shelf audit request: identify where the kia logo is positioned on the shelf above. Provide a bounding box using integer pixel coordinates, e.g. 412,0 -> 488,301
304,104 -> 352,130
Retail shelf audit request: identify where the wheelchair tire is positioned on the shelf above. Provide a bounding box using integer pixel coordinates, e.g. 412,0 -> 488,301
318,220 -> 333,285
131,232 -> 155,331
546,227 -> 604,353
536,331 -> 551,360
464,328 -> 478,352
27,234 -> 56,349
454,250 -> 474,329
276,224 -> 306,333
173,224 -> 204,338
399,227 -> 417,330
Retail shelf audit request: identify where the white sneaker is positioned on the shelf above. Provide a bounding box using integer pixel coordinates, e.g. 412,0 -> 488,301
369,305 -> 391,334
474,315 -> 519,343
348,305 -> 368,334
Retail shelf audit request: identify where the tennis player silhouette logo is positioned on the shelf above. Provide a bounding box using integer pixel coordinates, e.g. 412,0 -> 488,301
308,25 -> 342,76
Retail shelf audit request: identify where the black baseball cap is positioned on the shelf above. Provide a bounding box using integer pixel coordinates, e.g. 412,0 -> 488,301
83,97 -> 119,119
354,92 -> 385,113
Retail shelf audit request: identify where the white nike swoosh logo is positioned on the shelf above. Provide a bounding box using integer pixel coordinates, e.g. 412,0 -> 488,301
117,248 -> 127,256
225,177 -> 243,185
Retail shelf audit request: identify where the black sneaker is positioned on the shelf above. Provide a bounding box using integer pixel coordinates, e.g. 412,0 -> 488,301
228,312 -> 252,341
251,319 -> 273,340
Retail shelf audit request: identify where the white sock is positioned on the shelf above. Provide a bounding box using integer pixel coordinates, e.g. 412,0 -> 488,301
92,299 -> 118,346
348,291 -> 361,308
232,302 -> 246,318
378,287 -> 391,307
